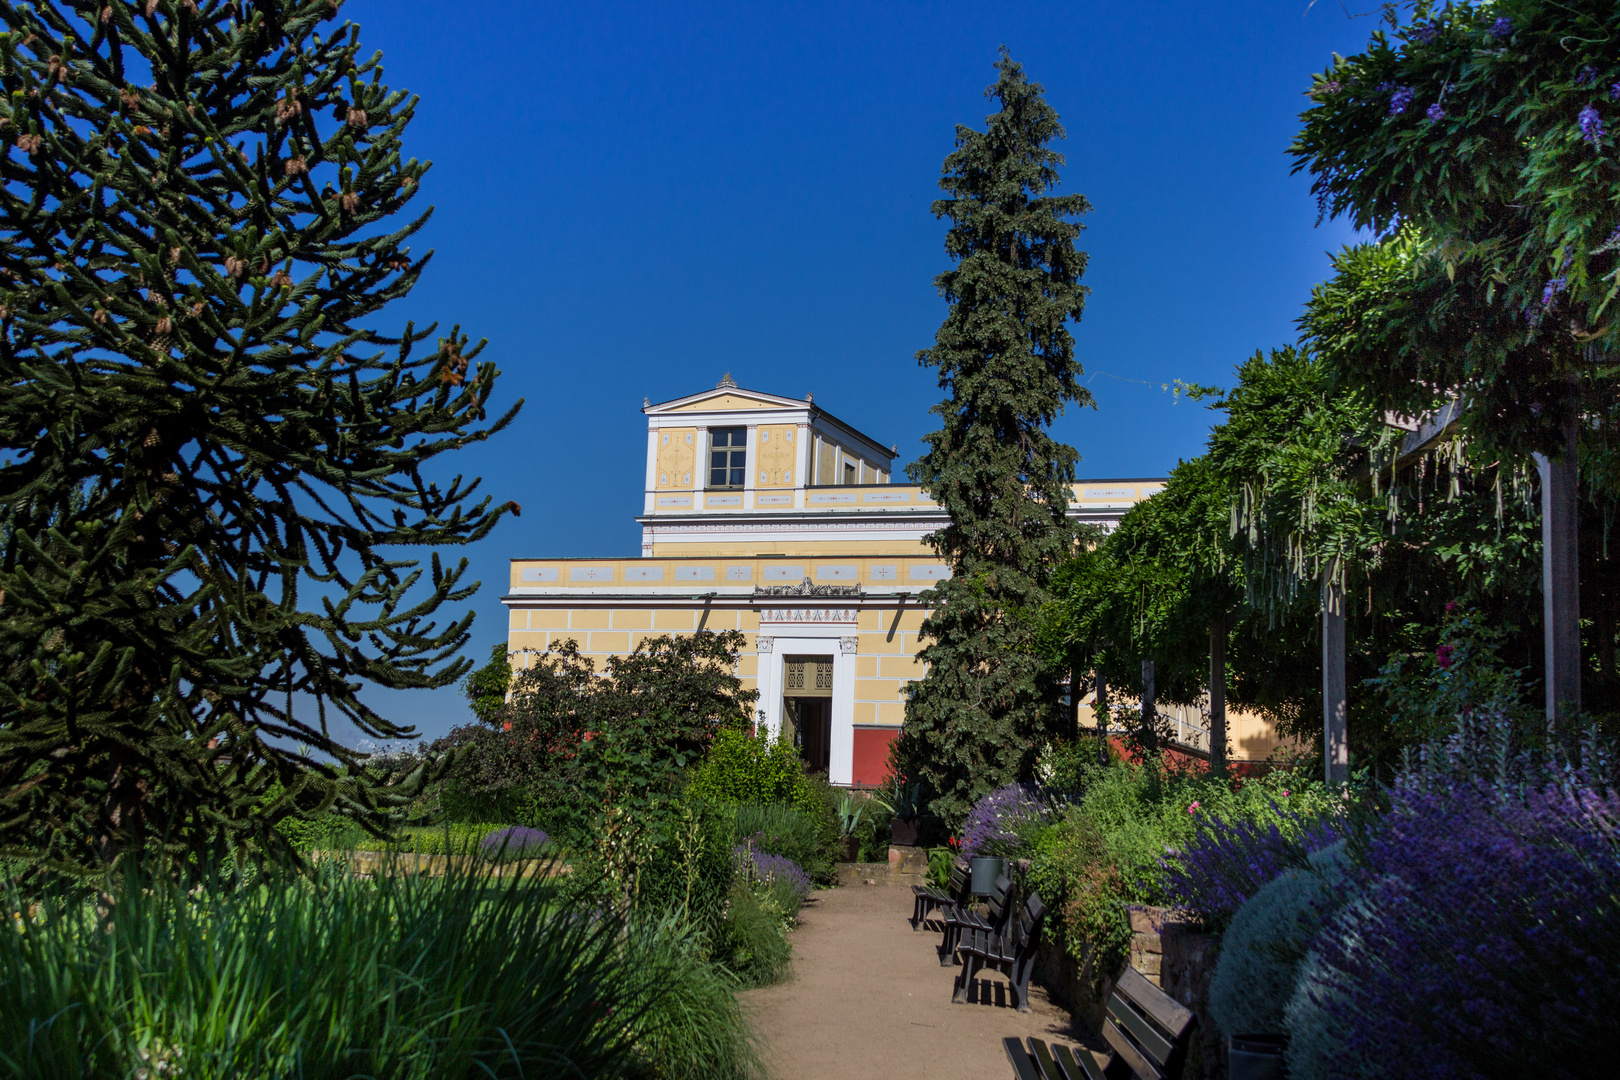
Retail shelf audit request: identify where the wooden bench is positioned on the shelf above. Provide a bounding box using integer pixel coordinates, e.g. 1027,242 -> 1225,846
952,891 -> 1045,1012
941,871 -> 1012,966
1001,966 -> 1197,1079
910,862 -> 969,932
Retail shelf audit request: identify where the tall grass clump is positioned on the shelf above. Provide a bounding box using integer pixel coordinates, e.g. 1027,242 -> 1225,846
0,859 -> 762,1079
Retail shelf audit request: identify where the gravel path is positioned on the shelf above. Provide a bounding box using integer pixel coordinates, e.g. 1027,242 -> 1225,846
741,882 -> 1083,1080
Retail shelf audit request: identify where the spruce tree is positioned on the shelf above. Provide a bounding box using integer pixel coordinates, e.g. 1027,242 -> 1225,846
0,0 -> 519,874
900,51 -> 1091,822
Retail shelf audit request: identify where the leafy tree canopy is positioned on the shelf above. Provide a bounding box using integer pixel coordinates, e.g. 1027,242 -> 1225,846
1292,0 -> 1620,457
0,0 -> 518,876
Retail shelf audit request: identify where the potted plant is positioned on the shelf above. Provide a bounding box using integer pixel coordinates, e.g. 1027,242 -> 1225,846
835,791 -> 868,862
875,777 -> 925,847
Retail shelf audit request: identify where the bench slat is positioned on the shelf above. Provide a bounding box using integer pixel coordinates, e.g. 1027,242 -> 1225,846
1005,1037 -> 1044,1080
1054,1043 -> 1108,1080
1106,993 -> 1175,1067
1030,1038 -> 1067,1080
1115,967 -> 1195,1040
1103,1016 -> 1165,1080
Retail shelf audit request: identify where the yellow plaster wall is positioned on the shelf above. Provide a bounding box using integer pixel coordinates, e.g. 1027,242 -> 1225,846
755,424 -> 797,487
655,428 -> 697,489
667,394 -> 783,412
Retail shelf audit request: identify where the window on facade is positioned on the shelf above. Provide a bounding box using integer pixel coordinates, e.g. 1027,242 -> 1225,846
843,460 -> 857,485
708,427 -> 746,488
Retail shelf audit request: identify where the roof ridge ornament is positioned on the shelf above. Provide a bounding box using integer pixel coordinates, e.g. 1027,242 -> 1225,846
717,372 -> 737,389
753,575 -> 863,599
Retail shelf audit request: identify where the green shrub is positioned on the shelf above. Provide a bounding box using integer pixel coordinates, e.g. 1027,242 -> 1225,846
686,726 -> 810,804
349,822 -> 512,856
1209,841 -> 1348,1039
273,812 -> 364,853
1025,751 -> 1336,994
0,862 -> 760,1079
1028,810 -> 1132,995
732,802 -> 827,881
713,877 -> 795,988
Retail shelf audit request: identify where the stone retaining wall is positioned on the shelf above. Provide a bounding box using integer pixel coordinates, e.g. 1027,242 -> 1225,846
1032,906 -> 1224,1079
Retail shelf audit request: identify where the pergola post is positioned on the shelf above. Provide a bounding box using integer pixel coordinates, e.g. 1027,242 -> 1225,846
1536,419 -> 1581,724
1322,576 -> 1348,785
1209,612 -> 1227,773
1141,659 -> 1157,751
1094,665 -> 1110,764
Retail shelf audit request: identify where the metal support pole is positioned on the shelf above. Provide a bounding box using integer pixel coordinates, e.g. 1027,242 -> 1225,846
1141,659 -> 1157,752
1068,663 -> 1081,741
1095,666 -> 1110,765
1322,577 -> 1348,786
1210,613 -> 1227,773
1536,419 -> 1581,724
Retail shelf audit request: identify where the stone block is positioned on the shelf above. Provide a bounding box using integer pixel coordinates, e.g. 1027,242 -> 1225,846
1128,905 -> 1165,935
1130,952 -> 1162,979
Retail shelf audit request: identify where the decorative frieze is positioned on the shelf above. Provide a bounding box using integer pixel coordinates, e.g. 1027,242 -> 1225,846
756,608 -> 859,624
753,576 -> 862,598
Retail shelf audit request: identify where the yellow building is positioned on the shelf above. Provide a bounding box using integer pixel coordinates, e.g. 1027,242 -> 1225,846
503,376 -> 1286,785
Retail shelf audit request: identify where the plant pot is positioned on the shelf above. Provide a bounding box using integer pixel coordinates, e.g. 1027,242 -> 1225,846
968,855 -> 1006,895
890,817 -> 920,847
1229,1034 -> 1287,1080
840,836 -> 859,862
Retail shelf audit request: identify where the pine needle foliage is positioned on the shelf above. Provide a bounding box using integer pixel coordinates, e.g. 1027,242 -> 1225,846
901,50 -> 1091,823
0,0 -> 520,876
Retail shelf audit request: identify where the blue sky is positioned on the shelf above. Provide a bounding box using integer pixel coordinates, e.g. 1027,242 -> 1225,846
338,0 -> 1377,744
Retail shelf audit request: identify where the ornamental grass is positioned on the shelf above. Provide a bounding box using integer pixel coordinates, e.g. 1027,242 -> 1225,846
0,859 -> 761,1079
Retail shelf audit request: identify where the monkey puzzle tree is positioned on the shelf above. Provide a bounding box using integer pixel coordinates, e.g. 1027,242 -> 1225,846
900,50 -> 1091,822
0,0 -> 519,874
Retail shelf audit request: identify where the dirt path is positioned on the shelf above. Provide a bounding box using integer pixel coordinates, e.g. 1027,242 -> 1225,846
741,882 -> 1083,1080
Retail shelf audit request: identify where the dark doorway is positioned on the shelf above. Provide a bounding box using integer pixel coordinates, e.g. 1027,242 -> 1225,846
786,697 -> 832,774
783,655 -> 834,774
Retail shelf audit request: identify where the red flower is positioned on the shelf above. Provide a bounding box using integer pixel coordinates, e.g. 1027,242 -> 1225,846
1437,644 -> 1455,669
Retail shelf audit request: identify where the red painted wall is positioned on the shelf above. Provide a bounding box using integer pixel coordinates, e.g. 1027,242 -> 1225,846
851,726 -> 899,786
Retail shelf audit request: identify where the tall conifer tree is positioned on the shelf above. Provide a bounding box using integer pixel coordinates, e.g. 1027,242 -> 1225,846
901,51 -> 1091,821
0,0 -> 519,873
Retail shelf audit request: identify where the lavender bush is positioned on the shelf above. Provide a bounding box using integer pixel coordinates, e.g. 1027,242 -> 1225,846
733,843 -> 812,906
1284,776 -> 1620,1079
1159,809 -> 1345,931
479,825 -> 550,861
961,784 -> 1051,859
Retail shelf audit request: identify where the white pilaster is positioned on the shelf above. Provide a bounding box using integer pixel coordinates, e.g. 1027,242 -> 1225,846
830,635 -> 858,785
743,424 -> 758,510
644,427 -> 660,514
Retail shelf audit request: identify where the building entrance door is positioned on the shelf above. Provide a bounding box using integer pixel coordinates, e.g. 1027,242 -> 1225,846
783,656 -> 834,774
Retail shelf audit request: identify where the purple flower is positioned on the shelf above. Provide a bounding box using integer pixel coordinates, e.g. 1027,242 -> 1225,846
1580,103 -> 1604,143
1611,83 -> 1620,102
1388,87 -> 1414,116
1577,66 -> 1598,87
1409,22 -> 1438,45
1159,809 -> 1344,930
1490,17 -> 1512,39
1543,276 -> 1567,306
1286,778 -> 1620,1077
480,825 -> 549,859
961,783 -> 1050,859
1436,644 -> 1454,669
1426,103 -> 1445,121
734,844 -> 812,902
